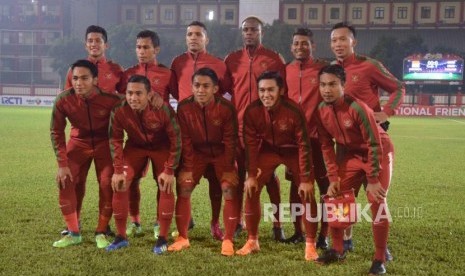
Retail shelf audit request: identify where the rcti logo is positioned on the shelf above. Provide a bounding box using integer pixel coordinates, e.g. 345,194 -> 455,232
1,97 -> 22,105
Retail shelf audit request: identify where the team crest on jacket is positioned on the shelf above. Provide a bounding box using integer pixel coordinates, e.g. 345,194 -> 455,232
99,110 -> 107,116
104,72 -> 113,79
351,74 -> 360,83
343,118 -> 352,128
148,122 -> 161,129
152,78 -> 160,85
212,119 -> 222,126
310,78 -> 317,85
260,61 -> 268,69
277,120 -> 288,131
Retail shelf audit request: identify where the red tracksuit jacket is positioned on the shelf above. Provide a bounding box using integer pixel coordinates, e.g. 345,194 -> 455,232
50,88 -> 122,167
65,57 -> 124,94
109,100 -> 182,175
177,95 -> 238,172
286,58 -> 328,137
336,54 -> 405,116
121,61 -> 177,102
171,51 -> 232,101
316,95 -> 384,184
225,45 -> 286,137
243,98 -> 312,183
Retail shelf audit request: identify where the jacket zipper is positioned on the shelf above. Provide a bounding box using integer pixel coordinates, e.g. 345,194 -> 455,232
202,107 -> 215,157
331,105 -> 348,145
248,57 -> 253,104
299,62 -> 303,104
85,98 -> 95,150
137,112 -> 150,148
269,110 -> 277,153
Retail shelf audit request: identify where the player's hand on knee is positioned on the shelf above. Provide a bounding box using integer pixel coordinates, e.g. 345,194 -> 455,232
366,182 -> 386,203
327,181 -> 340,197
244,177 -> 259,198
111,173 -> 127,192
158,172 -> 175,194
56,167 -> 73,189
298,181 -> 314,202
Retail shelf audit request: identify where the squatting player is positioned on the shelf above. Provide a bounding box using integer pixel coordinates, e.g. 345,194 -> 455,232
236,71 -> 318,262
51,59 -> 122,248
330,22 -> 404,257
107,75 -> 181,254
120,30 -> 178,239
315,64 -> 393,275
170,68 -> 239,256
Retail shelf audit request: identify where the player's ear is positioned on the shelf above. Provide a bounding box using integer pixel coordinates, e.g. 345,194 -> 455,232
352,38 -> 357,48
154,46 -> 161,55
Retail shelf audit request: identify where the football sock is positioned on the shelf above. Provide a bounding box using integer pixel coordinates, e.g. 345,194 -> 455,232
129,180 -> 141,223
113,190 -> 129,238
175,196 -> 191,239
158,191 -> 175,237
266,175 -> 281,228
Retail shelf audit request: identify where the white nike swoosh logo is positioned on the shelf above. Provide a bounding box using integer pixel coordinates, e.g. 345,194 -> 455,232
162,212 -> 173,216
228,217 -> 238,220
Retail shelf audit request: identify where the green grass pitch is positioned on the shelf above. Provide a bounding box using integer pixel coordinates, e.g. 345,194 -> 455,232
0,106 -> 464,275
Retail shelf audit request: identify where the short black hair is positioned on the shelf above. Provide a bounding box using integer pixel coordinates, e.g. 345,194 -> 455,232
318,64 -> 346,85
85,25 -> 107,43
242,16 -> 264,27
257,71 -> 284,90
137,30 -> 160,47
127,74 -> 151,93
71,59 -> 98,78
192,67 -> 219,85
188,21 -> 207,32
293,28 -> 314,43
331,22 -> 356,38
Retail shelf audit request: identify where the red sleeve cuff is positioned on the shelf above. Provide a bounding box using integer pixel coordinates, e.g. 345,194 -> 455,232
247,169 -> 257,178
114,166 -> 124,174
328,175 -> 339,183
163,168 -> 174,175
367,176 -> 379,185
382,106 -> 395,117
299,175 -> 311,183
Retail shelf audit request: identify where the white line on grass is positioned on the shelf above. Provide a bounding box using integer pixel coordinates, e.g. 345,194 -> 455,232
439,117 -> 465,125
393,135 -> 465,141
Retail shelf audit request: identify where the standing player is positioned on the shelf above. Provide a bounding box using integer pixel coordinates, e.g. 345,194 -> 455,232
107,75 -> 181,253
51,59 -> 122,248
121,30 -> 177,101
236,71 -> 318,262
121,30 -> 178,239
225,16 -> 286,240
315,64 -> 393,275
64,25 -> 124,94
170,68 -> 239,256
330,22 -> 404,257
285,28 -> 329,247
61,25 -> 124,237
171,21 -> 233,240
